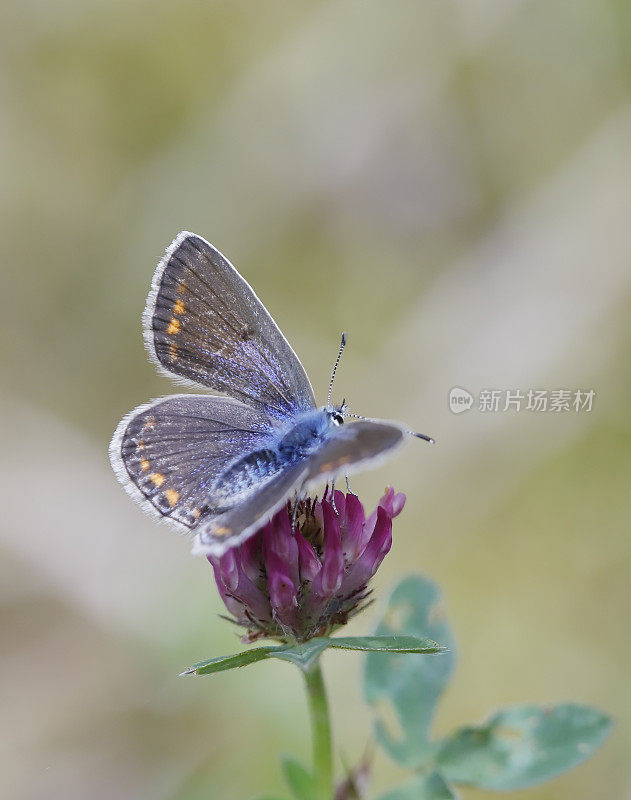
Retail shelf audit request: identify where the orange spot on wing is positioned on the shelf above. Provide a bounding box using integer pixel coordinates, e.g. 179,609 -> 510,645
173,299 -> 185,315
319,456 -> 350,473
164,489 -> 179,507
177,280 -> 187,293
213,525 -> 232,536
192,508 -> 201,520
140,458 -> 150,472
150,472 -> 165,488
167,317 -> 180,335
169,343 -> 178,361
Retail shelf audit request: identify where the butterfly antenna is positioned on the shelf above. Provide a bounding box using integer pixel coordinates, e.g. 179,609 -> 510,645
327,332 -> 347,408
412,431 -> 436,444
345,411 -> 435,444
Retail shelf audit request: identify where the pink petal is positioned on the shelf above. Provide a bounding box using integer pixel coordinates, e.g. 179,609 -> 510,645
312,500 -> 344,598
391,491 -> 406,517
266,551 -> 299,630
296,531 -> 321,582
377,486 -> 396,515
333,489 -> 346,519
262,510 -> 300,589
208,552 -> 271,621
341,493 -> 367,560
343,507 -> 393,595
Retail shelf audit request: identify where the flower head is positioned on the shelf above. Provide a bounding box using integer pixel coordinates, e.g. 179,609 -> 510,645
209,487 -> 405,643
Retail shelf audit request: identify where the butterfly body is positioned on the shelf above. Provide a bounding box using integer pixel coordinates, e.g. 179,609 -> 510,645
110,231 -> 428,556
207,406 -> 342,507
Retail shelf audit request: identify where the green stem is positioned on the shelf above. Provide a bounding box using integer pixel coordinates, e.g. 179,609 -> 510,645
303,660 -> 334,799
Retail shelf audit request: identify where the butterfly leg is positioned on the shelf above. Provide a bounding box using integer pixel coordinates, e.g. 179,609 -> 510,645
345,470 -> 352,493
322,480 -> 340,514
330,479 -> 338,514
291,481 -> 308,532
291,496 -> 300,531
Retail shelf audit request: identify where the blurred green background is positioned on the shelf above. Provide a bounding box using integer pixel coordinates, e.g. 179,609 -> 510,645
2,1 -> 630,798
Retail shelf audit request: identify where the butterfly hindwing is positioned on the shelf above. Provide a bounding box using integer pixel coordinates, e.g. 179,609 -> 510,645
110,394 -> 277,529
195,461 -> 309,556
144,232 -> 316,420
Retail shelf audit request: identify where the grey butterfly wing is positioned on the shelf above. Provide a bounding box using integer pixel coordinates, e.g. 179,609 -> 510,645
109,394 -> 277,528
302,420 -> 407,489
144,232 -> 316,420
195,461 -> 309,557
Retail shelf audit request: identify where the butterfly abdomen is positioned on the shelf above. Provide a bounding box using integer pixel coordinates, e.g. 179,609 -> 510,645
210,447 -> 284,505
207,412 -> 332,509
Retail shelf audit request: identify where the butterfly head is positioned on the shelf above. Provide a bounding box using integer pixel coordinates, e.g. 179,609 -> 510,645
327,398 -> 347,426
329,409 -> 344,426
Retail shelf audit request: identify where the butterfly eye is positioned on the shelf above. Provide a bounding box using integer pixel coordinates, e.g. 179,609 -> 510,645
332,412 -> 344,426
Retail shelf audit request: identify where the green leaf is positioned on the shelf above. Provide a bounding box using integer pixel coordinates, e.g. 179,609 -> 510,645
281,755 -> 316,800
183,634 -> 443,675
364,575 -> 456,769
329,635 -> 445,654
377,772 -> 458,799
181,646 -> 274,675
436,703 -> 613,790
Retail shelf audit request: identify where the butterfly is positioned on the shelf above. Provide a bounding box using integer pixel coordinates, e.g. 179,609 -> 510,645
109,232 -> 433,556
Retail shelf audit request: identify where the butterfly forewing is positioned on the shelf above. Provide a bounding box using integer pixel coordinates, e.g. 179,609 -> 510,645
145,232 -> 316,420
303,420 -> 405,488
110,394 -> 276,528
